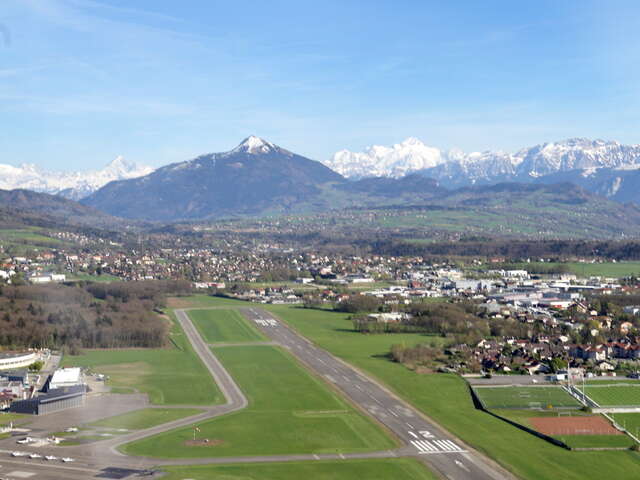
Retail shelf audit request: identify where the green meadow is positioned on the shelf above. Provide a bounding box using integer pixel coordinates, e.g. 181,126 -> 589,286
61,312 -> 222,405
121,345 -> 396,458
189,308 -> 266,343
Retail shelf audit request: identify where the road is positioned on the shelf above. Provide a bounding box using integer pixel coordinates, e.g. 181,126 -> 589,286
240,307 -> 512,480
0,307 -> 513,480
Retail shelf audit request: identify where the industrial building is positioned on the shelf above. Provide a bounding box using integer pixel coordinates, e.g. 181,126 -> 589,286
9,385 -> 86,415
45,367 -> 82,391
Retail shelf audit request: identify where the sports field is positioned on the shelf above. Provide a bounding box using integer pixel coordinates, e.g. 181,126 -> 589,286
61,312 -> 222,405
584,385 -> 640,407
474,386 -> 581,409
610,413 -> 640,438
189,308 -> 266,343
161,459 -> 437,480
122,345 -> 396,458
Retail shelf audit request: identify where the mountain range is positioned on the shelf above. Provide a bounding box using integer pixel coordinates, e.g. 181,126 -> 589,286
0,157 -> 153,200
2,135 -> 640,238
326,137 -> 640,204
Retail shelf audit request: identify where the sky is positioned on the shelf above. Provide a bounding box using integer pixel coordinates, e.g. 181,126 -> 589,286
2,0 -> 640,170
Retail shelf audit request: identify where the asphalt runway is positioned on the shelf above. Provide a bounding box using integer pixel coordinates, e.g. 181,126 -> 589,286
240,307 -> 512,480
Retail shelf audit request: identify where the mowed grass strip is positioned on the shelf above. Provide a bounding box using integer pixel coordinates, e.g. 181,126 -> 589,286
584,385 -> 640,406
161,458 -> 437,480
474,386 -> 581,409
189,308 -> 265,343
61,312 -> 222,406
554,435 -> 633,449
121,345 -> 397,458
89,408 -> 203,431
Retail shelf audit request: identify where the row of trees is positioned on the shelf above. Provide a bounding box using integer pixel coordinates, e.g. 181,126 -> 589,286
372,239 -> 640,261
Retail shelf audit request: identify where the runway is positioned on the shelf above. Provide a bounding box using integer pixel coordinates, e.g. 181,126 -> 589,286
240,307 -> 512,480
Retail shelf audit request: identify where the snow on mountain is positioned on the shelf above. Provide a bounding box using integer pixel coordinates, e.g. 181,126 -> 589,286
327,137 -> 640,185
0,157 -> 154,200
230,135 -> 279,155
326,137 -> 445,178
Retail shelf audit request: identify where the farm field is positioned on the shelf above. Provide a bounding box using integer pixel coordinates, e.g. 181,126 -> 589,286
168,296 -> 640,480
189,308 -> 266,343
89,408 -> 202,430
584,385 -> 640,407
474,386 -> 581,409
160,459 -> 437,480
121,345 -> 396,458
61,312 -> 222,405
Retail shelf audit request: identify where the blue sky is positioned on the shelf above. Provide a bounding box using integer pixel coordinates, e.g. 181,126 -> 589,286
2,0 -> 640,170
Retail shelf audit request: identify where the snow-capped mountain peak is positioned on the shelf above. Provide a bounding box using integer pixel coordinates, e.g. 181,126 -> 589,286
233,135 -> 276,154
325,137 -> 445,178
0,157 -> 154,200
325,137 -> 640,184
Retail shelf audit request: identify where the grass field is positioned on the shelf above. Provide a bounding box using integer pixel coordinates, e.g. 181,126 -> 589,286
474,386 -> 581,409
554,434 -> 633,449
584,385 -> 640,407
0,413 -> 28,427
89,408 -> 202,430
160,459 -> 437,480
0,228 -> 63,246
61,312 -> 222,405
122,345 -> 396,458
189,309 -> 266,343
610,413 -> 640,439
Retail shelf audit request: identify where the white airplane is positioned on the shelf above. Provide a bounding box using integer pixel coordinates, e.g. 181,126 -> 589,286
17,437 -> 34,444
64,427 -> 78,433
45,455 -> 58,461
61,457 -> 74,462
29,453 -> 42,459
11,451 -> 26,457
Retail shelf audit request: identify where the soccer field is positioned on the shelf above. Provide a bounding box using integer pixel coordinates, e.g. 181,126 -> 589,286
189,308 -> 266,343
584,385 -> 640,407
474,386 -> 581,409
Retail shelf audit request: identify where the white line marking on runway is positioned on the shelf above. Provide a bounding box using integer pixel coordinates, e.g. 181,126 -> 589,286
408,431 -> 419,439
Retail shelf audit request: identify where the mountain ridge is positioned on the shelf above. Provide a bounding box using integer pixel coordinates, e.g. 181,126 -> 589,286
0,157 -> 154,200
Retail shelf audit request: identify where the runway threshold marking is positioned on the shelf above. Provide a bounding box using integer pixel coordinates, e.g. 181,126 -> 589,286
410,438 -> 466,454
